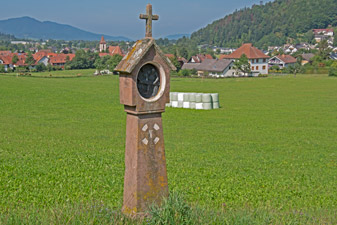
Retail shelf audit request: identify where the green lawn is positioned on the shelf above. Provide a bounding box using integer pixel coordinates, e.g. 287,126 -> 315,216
0,72 -> 336,224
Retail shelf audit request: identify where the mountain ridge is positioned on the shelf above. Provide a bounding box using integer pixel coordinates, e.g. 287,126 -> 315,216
0,16 -> 131,41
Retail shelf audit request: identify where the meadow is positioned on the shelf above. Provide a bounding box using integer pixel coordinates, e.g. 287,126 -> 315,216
0,71 -> 336,224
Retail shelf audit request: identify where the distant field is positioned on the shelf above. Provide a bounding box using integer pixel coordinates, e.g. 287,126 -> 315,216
2,69 -> 96,78
0,72 -> 336,223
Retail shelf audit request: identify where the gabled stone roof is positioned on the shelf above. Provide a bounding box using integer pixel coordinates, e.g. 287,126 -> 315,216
114,38 -> 176,74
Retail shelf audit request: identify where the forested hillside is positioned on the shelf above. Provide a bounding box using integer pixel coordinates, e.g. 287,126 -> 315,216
189,0 -> 337,48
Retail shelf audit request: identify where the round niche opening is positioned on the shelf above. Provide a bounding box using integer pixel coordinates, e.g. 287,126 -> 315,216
137,64 -> 161,99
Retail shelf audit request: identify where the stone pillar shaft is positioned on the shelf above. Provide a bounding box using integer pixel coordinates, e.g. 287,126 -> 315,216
122,112 -> 168,214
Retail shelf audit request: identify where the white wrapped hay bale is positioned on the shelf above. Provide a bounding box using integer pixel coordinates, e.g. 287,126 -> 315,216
211,93 -> 220,109
171,101 -> 178,108
171,92 -> 178,101
183,93 -> 189,102
190,102 -> 196,109
196,103 -> 203,110
178,93 -> 184,102
211,93 -> 219,102
203,103 -> 213,110
202,93 -> 212,103
195,93 -> 202,103
177,101 -> 183,108
183,102 -> 190,108
189,93 -> 196,102
213,102 -> 220,109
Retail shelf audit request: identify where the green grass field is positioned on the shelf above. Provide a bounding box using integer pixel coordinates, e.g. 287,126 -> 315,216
0,72 -> 336,224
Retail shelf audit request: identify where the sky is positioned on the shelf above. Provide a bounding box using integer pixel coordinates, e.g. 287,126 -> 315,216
0,0 -> 269,40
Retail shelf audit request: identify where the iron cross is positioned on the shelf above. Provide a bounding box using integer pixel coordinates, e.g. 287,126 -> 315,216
139,4 -> 159,38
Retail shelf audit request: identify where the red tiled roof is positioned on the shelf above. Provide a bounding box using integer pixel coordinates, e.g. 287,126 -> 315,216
108,46 -> 123,55
178,57 -> 187,63
49,54 -> 75,65
33,54 -> 46,63
99,53 -> 110,57
100,36 -> 106,44
220,43 -> 269,59
165,54 -> 175,58
47,53 -> 58,58
313,29 -> 334,34
0,51 -> 11,56
199,54 -> 213,60
277,55 -> 297,64
0,55 -> 12,65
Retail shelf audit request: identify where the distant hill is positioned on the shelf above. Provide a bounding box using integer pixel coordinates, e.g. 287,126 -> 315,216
165,34 -> 190,40
188,0 -> 337,48
0,17 -> 131,41
0,32 -> 16,41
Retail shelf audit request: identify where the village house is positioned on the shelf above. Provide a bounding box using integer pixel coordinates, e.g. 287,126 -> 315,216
188,54 -> 213,63
268,54 -> 297,69
49,54 -> 75,67
182,59 -> 235,77
220,43 -> 269,75
299,53 -> 315,65
0,55 -> 13,71
33,54 -> 49,66
313,28 -> 334,42
0,50 -> 76,70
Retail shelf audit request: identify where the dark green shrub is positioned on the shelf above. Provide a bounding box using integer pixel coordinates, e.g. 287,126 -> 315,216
328,68 -> 337,77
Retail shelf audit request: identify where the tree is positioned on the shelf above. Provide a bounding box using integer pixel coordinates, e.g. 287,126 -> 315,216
25,52 -> 36,66
168,56 -> 181,71
329,61 -> 337,76
318,40 -> 330,60
66,50 -> 98,70
12,54 -> 19,64
179,47 -> 188,59
233,54 -> 251,75
0,64 -> 6,73
179,69 -> 190,77
35,63 -> 47,72
334,28 -> 337,47
106,54 -> 123,71
287,63 -> 303,77
25,52 -> 36,71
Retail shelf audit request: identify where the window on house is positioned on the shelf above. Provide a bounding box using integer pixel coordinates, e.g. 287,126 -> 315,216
256,66 -> 259,70
263,66 -> 266,70
252,66 -> 255,70
263,59 -> 266,63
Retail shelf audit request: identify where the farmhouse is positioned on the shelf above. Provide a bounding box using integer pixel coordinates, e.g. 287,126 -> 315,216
268,55 -> 297,69
220,43 -> 269,75
182,59 -> 235,77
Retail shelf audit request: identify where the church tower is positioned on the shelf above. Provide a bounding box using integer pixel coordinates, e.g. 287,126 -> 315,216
99,36 -> 107,52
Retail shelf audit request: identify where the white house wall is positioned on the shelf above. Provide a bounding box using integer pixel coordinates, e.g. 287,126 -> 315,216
250,59 -> 268,74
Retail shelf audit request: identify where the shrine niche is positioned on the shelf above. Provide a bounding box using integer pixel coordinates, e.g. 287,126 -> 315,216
114,4 -> 176,215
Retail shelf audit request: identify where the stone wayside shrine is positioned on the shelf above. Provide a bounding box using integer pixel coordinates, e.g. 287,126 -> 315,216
114,4 -> 176,215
